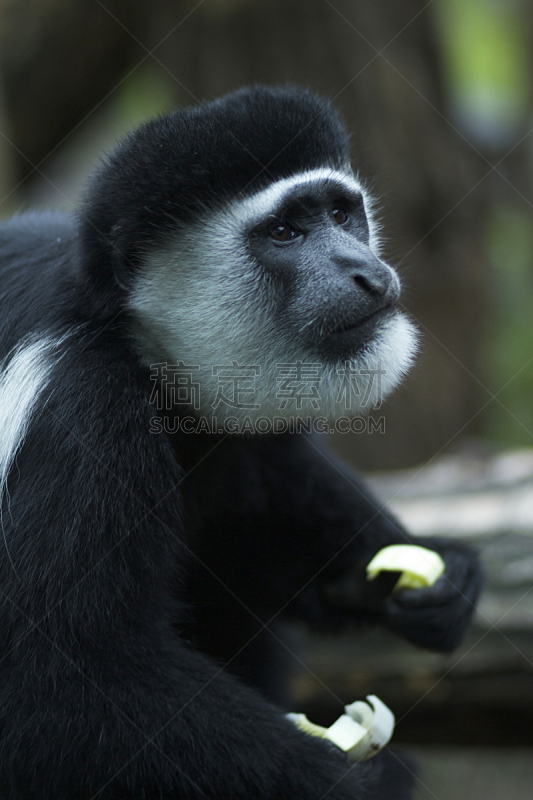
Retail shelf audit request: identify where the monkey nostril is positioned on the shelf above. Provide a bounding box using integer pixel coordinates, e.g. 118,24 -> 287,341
351,271 -> 392,297
335,250 -> 399,299
351,273 -> 375,293
349,262 -> 401,302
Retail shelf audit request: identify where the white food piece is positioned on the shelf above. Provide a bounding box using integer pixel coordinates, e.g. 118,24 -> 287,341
366,544 -> 445,591
343,695 -> 395,761
286,694 -> 395,762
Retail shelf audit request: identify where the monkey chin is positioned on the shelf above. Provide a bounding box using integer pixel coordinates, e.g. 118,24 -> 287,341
303,310 -> 419,422
184,310 -> 418,428
348,310 -> 419,412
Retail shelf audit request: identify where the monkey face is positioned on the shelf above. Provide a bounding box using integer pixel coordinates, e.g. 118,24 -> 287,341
130,170 -> 417,422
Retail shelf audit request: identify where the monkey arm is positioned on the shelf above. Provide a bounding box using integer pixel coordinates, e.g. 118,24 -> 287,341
183,432 -> 482,653
296,438 -> 483,652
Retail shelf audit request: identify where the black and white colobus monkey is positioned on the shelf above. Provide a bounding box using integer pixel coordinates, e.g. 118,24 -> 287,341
0,86 -> 481,799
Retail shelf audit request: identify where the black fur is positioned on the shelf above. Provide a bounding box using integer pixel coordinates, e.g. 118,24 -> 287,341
0,87 -> 481,799
80,85 -> 350,308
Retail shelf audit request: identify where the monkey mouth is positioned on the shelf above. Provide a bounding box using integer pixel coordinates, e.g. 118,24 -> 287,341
332,303 -> 394,336
315,304 -> 396,361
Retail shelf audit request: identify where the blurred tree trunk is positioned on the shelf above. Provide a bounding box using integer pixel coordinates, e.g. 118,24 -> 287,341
0,0 -> 492,469
0,0 -> 141,174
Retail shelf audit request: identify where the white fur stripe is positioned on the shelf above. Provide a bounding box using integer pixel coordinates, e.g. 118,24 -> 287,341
229,168 -> 363,225
223,167 -> 382,254
0,336 -> 64,575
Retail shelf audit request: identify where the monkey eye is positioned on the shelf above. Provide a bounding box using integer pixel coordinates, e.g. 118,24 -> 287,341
270,224 -> 298,243
332,207 -> 348,225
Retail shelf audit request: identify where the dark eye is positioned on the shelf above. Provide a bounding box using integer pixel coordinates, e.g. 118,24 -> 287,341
270,224 -> 297,242
332,207 -> 348,225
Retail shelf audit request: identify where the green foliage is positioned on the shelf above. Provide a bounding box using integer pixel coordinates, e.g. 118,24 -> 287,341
115,64 -> 176,129
436,0 -> 529,145
439,0 -> 528,94
436,0 -> 533,447
485,204 -> 533,446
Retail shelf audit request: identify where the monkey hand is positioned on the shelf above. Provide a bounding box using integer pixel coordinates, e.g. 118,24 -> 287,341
381,538 -> 483,652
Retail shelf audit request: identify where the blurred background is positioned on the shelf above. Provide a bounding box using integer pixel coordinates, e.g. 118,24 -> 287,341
0,1 -> 532,798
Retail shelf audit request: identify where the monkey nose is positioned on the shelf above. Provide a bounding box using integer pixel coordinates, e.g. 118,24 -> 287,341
350,259 -> 400,303
333,246 -> 401,302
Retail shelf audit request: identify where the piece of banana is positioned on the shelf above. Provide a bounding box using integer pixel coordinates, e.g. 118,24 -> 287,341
366,544 -> 445,591
286,694 -> 395,762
